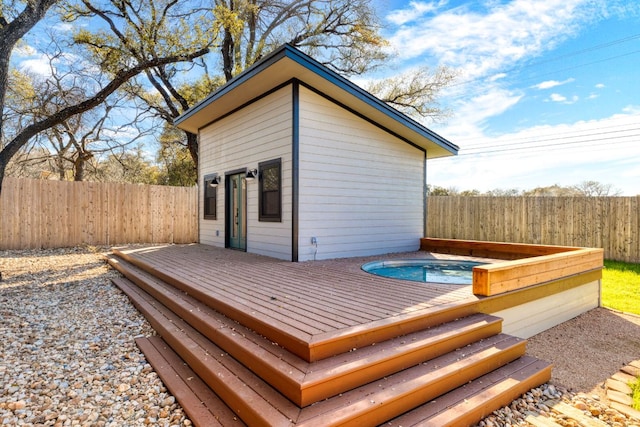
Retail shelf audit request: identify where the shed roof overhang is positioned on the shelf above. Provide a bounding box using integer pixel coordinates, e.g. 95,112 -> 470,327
175,44 -> 458,159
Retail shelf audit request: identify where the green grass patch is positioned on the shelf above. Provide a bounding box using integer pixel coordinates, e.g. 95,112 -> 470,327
601,260 -> 640,316
631,377 -> 640,410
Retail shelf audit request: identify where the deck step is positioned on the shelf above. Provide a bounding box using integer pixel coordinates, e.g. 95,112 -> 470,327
295,334 -> 527,426
135,336 -> 246,427
109,255 -> 504,407
114,277 -> 300,426
109,249 -> 481,362
114,276 -> 527,426
385,355 -> 552,427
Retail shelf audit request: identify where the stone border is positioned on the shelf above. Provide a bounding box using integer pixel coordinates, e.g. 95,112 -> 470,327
605,359 -> 640,419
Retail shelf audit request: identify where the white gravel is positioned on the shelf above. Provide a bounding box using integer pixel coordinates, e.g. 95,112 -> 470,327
0,247 -> 190,427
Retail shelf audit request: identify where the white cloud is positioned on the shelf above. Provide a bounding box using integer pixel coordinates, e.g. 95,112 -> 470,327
14,44 -> 38,57
532,78 -> 575,90
385,0 -> 597,80
19,55 -> 53,76
438,87 -> 522,138
548,93 -> 579,104
488,73 -> 507,82
378,1 -> 638,195
428,107 -> 640,195
17,50 -> 91,79
386,1 -> 447,25
381,0 -> 607,135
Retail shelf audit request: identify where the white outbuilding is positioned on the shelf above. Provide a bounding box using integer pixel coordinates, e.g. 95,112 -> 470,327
175,44 -> 458,261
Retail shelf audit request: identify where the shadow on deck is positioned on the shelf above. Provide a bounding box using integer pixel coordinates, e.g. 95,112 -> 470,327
106,244 -> 553,426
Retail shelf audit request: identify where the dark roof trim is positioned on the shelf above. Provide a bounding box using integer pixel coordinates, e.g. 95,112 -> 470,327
175,44 -> 458,155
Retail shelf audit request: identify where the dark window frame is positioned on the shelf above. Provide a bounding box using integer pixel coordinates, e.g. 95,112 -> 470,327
203,174 -> 218,220
259,158 -> 282,222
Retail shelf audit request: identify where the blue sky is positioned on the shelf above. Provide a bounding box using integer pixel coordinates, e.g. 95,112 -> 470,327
12,1 -> 639,195
373,0 -> 640,195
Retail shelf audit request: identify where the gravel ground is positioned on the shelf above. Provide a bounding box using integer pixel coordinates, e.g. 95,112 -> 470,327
527,307 -> 640,397
1,247 -> 639,427
0,247 -> 189,426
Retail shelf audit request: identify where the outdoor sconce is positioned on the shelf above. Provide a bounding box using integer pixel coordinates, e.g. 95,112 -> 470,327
208,175 -> 221,187
246,169 -> 258,181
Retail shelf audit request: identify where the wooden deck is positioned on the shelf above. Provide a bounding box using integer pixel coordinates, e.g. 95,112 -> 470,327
111,244 -> 484,362
106,243 -> 559,426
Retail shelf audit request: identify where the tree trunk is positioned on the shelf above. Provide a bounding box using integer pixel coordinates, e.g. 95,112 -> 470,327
221,0 -> 235,82
185,131 -> 199,171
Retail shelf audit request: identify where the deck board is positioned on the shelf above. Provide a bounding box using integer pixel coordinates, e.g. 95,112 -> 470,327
113,244 -> 485,359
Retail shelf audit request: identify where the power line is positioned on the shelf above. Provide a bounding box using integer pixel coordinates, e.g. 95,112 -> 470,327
428,140 -> 640,165
462,126 -> 640,152
458,117 -> 639,145
456,136 -> 639,157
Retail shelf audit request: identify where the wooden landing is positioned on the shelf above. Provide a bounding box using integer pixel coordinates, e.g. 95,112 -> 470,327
111,244 -> 481,362
107,244 -> 553,426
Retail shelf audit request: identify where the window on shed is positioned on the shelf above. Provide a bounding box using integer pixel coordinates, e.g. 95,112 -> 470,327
203,175 -> 218,220
259,158 -> 281,222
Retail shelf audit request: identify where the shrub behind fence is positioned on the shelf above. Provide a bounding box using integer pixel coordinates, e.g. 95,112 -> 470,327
0,178 -> 197,250
427,196 -> 639,263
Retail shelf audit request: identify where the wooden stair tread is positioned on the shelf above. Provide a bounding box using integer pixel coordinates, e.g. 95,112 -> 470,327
114,276 -> 528,426
386,355 -> 552,426
295,334 -> 527,426
113,277 -> 300,427
135,336 -> 246,427
109,256 -> 504,407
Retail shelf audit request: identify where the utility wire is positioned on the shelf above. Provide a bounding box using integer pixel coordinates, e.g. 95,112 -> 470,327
462,126 -> 640,152
456,136 -> 639,157
457,118 -> 640,145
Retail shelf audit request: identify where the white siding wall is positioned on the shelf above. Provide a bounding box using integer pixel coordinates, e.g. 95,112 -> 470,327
493,280 -> 601,338
199,86 -> 293,260
298,87 -> 425,261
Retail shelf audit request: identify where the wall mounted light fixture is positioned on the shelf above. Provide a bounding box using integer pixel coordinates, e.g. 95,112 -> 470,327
208,175 -> 221,187
246,169 -> 258,181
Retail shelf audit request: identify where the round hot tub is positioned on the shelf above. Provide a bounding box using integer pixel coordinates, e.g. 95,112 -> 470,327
361,259 -> 486,285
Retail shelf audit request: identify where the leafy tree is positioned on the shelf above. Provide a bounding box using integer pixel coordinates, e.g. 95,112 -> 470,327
522,184 -> 580,197
485,188 -> 521,197
95,145 -> 159,184
366,66 -> 457,120
155,124 -> 197,186
215,0 -> 388,80
118,0 -> 457,171
5,44 -> 152,181
1,0 -> 457,193
572,180 -> 622,197
427,185 -> 458,196
0,0 -> 211,192
4,147 -> 56,178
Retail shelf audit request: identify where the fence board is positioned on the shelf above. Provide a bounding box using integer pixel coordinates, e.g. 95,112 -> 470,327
0,178 -> 197,250
428,196 -> 640,263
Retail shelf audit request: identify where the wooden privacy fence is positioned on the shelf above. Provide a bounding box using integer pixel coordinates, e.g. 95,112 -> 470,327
0,178 -> 198,250
427,196 -> 640,263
